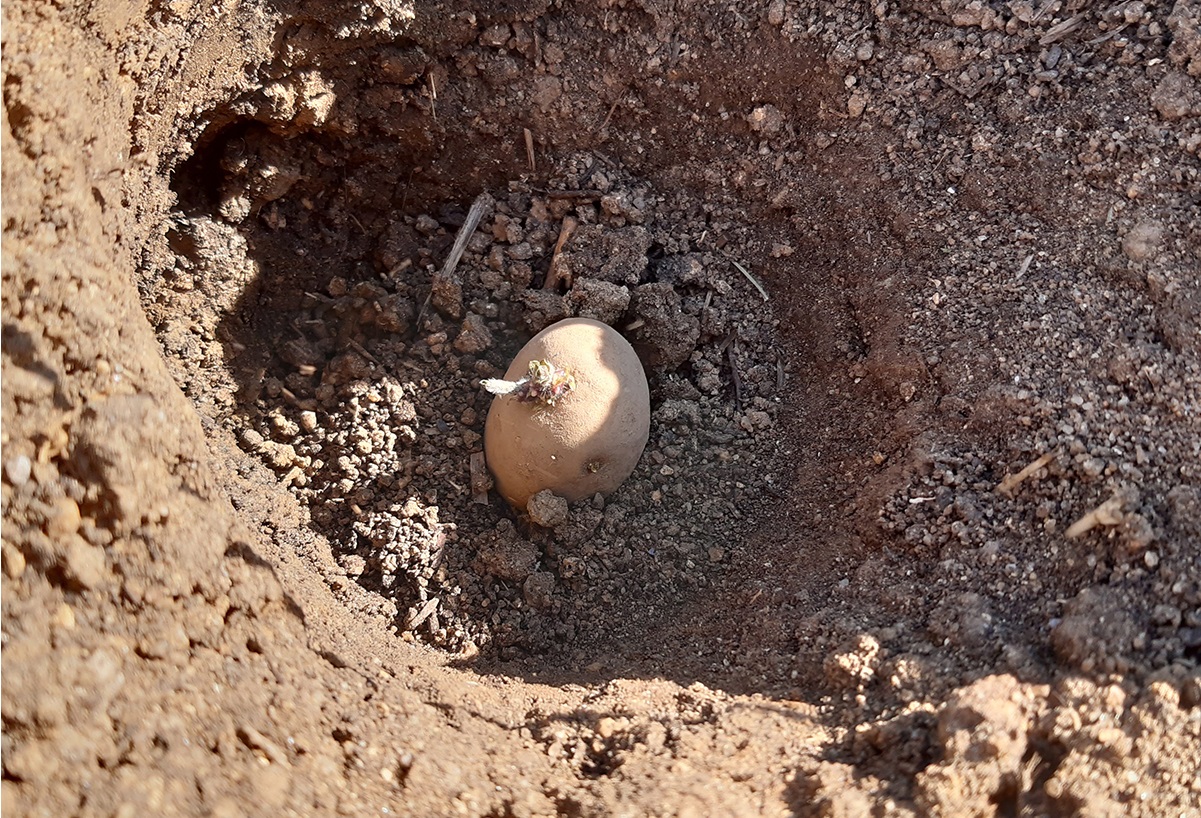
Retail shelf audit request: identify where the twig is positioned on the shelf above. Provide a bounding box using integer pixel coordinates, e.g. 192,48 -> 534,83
238,727 -> 290,767
597,98 -> 621,133
440,194 -> 492,283
1066,492 -> 1127,539
524,127 -> 536,172
731,260 -> 770,302
470,452 -> 491,505
1087,23 -> 1128,45
428,73 -> 437,121
543,215 -> 578,291
776,356 -> 785,392
1039,13 -> 1087,45
996,452 -> 1054,497
386,258 -> 413,278
406,597 -> 439,630
348,338 -> 378,363
415,289 -> 433,332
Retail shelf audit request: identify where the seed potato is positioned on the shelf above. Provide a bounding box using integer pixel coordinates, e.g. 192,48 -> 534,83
484,318 -> 650,509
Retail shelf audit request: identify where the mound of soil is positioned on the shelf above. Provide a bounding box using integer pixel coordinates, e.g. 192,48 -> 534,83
3,0 -> 1199,815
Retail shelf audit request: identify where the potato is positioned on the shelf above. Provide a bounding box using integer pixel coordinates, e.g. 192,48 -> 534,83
484,318 -> 650,509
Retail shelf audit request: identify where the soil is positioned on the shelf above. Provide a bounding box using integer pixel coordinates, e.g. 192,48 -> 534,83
3,0 -> 1200,816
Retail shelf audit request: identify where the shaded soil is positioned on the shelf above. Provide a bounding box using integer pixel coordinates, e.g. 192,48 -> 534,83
3,0 -> 1200,816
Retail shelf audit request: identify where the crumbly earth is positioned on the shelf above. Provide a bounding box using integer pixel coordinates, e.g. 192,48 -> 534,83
3,0 -> 1200,816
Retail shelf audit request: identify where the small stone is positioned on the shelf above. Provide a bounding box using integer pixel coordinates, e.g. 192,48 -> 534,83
568,279 -> 630,325
46,497 -> 82,538
1151,72 -> 1198,120
414,214 -> 440,235
708,546 -> 725,563
431,270 -> 464,319
64,538 -> 106,590
1122,219 -> 1164,262
523,572 -> 556,610
52,603 -> 76,629
4,455 -> 31,486
747,104 -> 784,136
596,717 -> 620,738
767,0 -> 785,26
847,91 -> 868,118
480,23 -> 511,48
2,543 -> 26,579
241,428 -> 266,449
299,411 -> 318,432
453,314 -> 493,354
526,490 -> 569,529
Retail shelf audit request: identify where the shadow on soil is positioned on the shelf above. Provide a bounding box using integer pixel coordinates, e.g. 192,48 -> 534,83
158,0 -> 948,704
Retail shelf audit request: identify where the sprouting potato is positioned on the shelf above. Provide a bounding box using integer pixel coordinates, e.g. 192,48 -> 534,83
483,318 -> 650,510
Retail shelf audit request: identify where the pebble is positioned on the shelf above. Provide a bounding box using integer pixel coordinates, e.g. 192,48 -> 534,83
523,572 -> 556,610
766,0 -> 785,26
299,410 -> 318,432
64,538 -> 106,590
1121,219 -> 1164,262
2,543 -> 27,579
526,490 -> 569,529
453,314 -> 493,354
46,497 -> 82,537
5,455 -> 32,486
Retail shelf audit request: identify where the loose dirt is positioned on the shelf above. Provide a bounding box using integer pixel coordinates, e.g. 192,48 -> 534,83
3,0 -> 1200,816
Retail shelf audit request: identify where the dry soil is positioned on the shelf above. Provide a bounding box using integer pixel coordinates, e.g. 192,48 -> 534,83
3,0 -> 1200,816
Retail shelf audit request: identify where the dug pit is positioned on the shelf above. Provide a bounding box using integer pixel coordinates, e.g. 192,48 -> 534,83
5,0 -> 1201,814
153,138 -> 794,659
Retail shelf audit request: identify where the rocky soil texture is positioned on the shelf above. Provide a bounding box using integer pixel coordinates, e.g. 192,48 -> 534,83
3,0 -> 1199,816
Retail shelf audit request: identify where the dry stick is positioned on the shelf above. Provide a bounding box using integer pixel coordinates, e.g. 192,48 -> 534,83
996,451 -> 1054,497
442,194 -> 491,282
597,98 -> 621,133
414,290 -> 433,332
407,597 -> 439,630
418,193 -> 491,329
1040,13 -> 1087,45
543,215 -> 579,291
469,452 -> 490,505
1066,492 -> 1127,539
731,260 -> 770,302
348,338 -> 378,363
386,258 -> 413,278
524,127 -> 536,173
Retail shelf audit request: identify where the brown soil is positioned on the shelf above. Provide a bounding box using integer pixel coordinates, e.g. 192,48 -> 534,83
4,0 -> 1201,815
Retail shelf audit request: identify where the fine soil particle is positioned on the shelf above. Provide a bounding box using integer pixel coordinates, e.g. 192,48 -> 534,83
4,0 -> 1200,816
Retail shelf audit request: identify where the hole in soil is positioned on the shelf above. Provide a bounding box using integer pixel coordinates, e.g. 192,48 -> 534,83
155,117 -> 797,660
140,5 -> 941,695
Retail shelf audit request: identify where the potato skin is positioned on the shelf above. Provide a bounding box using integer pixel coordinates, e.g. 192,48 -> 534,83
484,318 -> 650,509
